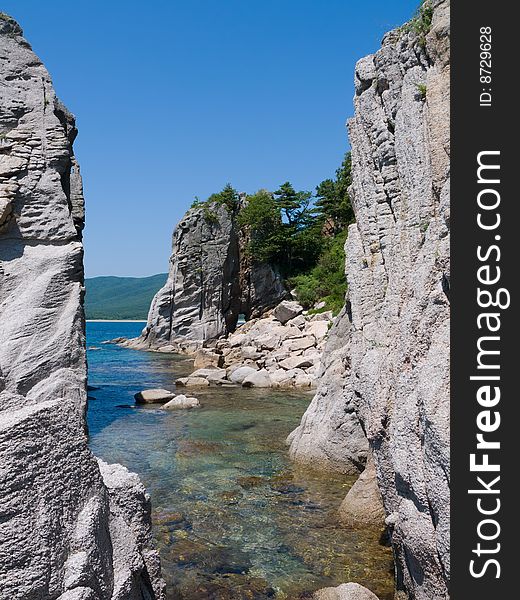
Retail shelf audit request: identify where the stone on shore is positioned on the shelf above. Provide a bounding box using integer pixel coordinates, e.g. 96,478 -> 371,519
190,368 -> 227,382
229,366 -> 258,384
134,388 -> 176,404
193,348 -> 224,369
273,300 -> 304,325
175,377 -> 211,387
313,582 -> 380,600
242,369 -> 272,388
278,356 -> 313,370
162,395 -> 200,409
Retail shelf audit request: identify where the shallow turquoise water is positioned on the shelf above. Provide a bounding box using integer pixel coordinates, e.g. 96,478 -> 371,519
87,322 -> 393,600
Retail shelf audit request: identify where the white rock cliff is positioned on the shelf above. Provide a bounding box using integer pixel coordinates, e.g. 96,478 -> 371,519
290,1 -> 450,599
137,198 -> 287,352
0,15 -> 164,600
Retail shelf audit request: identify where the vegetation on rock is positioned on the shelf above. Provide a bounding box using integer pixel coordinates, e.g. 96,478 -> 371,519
196,151 -> 354,314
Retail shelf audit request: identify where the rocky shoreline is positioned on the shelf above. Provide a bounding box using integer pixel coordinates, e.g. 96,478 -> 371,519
1,0 -> 450,597
110,300 -> 333,390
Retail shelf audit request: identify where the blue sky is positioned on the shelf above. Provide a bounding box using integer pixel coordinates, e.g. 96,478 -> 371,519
3,0 -> 418,277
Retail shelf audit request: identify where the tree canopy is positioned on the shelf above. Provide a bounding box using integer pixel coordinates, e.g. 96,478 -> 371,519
195,150 -> 354,313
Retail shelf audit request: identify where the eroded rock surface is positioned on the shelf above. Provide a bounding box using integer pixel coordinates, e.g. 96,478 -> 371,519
135,198 -> 287,352
0,16 -> 164,599
290,2 -> 450,599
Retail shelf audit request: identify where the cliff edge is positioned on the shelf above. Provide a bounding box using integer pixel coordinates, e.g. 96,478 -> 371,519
0,15 -> 164,599
289,1 -> 450,598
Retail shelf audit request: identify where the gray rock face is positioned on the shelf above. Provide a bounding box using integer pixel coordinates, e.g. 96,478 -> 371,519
287,306 -> 368,474
290,2 -> 450,599
140,202 -> 240,349
136,200 -> 287,351
0,17 -> 164,600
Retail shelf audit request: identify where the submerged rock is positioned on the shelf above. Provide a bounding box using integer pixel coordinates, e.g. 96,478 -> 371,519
313,582 -> 380,600
338,457 -> 385,528
175,376 -> 211,387
162,394 -> 200,409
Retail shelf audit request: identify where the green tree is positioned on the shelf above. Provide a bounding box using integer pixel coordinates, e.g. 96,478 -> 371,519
207,183 -> 239,212
273,181 -> 312,228
238,190 -> 284,264
314,151 -> 354,232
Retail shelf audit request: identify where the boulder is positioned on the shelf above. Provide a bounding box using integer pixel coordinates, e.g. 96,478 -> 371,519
242,369 -> 272,388
229,366 -> 258,385
286,314 -> 306,329
294,374 -> 313,388
306,320 -> 329,340
309,311 -> 334,322
338,457 -> 385,528
254,332 -> 282,351
175,377 -> 210,387
190,368 -> 227,382
193,348 -> 224,369
240,345 -> 262,360
269,369 -> 290,384
157,345 -> 177,353
278,356 -> 313,370
227,333 -> 247,348
162,395 -> 200,409
134,388 -> 176,404
313,583 -> 379,600
283,336 -> 316,352
273,300 -> 304,325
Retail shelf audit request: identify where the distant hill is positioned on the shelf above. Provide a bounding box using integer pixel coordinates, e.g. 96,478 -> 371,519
85,273 -> 168,320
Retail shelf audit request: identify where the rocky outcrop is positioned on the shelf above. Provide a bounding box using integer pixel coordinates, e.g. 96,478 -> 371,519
289,2 -> 450,599
135,198 -> 287,352
287,306 -> 368,474
0,15 -> 164,599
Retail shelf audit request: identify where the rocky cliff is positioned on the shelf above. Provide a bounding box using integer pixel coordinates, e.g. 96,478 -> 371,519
289,2 -> 450,599
0,15 -> 164,600
136,198 -> 287,352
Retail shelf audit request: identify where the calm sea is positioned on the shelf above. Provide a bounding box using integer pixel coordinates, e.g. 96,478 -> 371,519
86,321 -> 393,600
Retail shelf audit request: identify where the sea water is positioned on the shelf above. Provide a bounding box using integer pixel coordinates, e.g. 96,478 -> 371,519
87,321 -> 393,600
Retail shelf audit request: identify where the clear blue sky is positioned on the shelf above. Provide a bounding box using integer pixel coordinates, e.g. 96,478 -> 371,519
3,0 -> 418,277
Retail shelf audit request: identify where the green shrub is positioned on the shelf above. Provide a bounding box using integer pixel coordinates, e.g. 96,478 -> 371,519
203,205 -> 219,226
416,83 -> 427,100
207,183 -> 239,212
290,231 -> 348,315
400,1 -> 434,48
